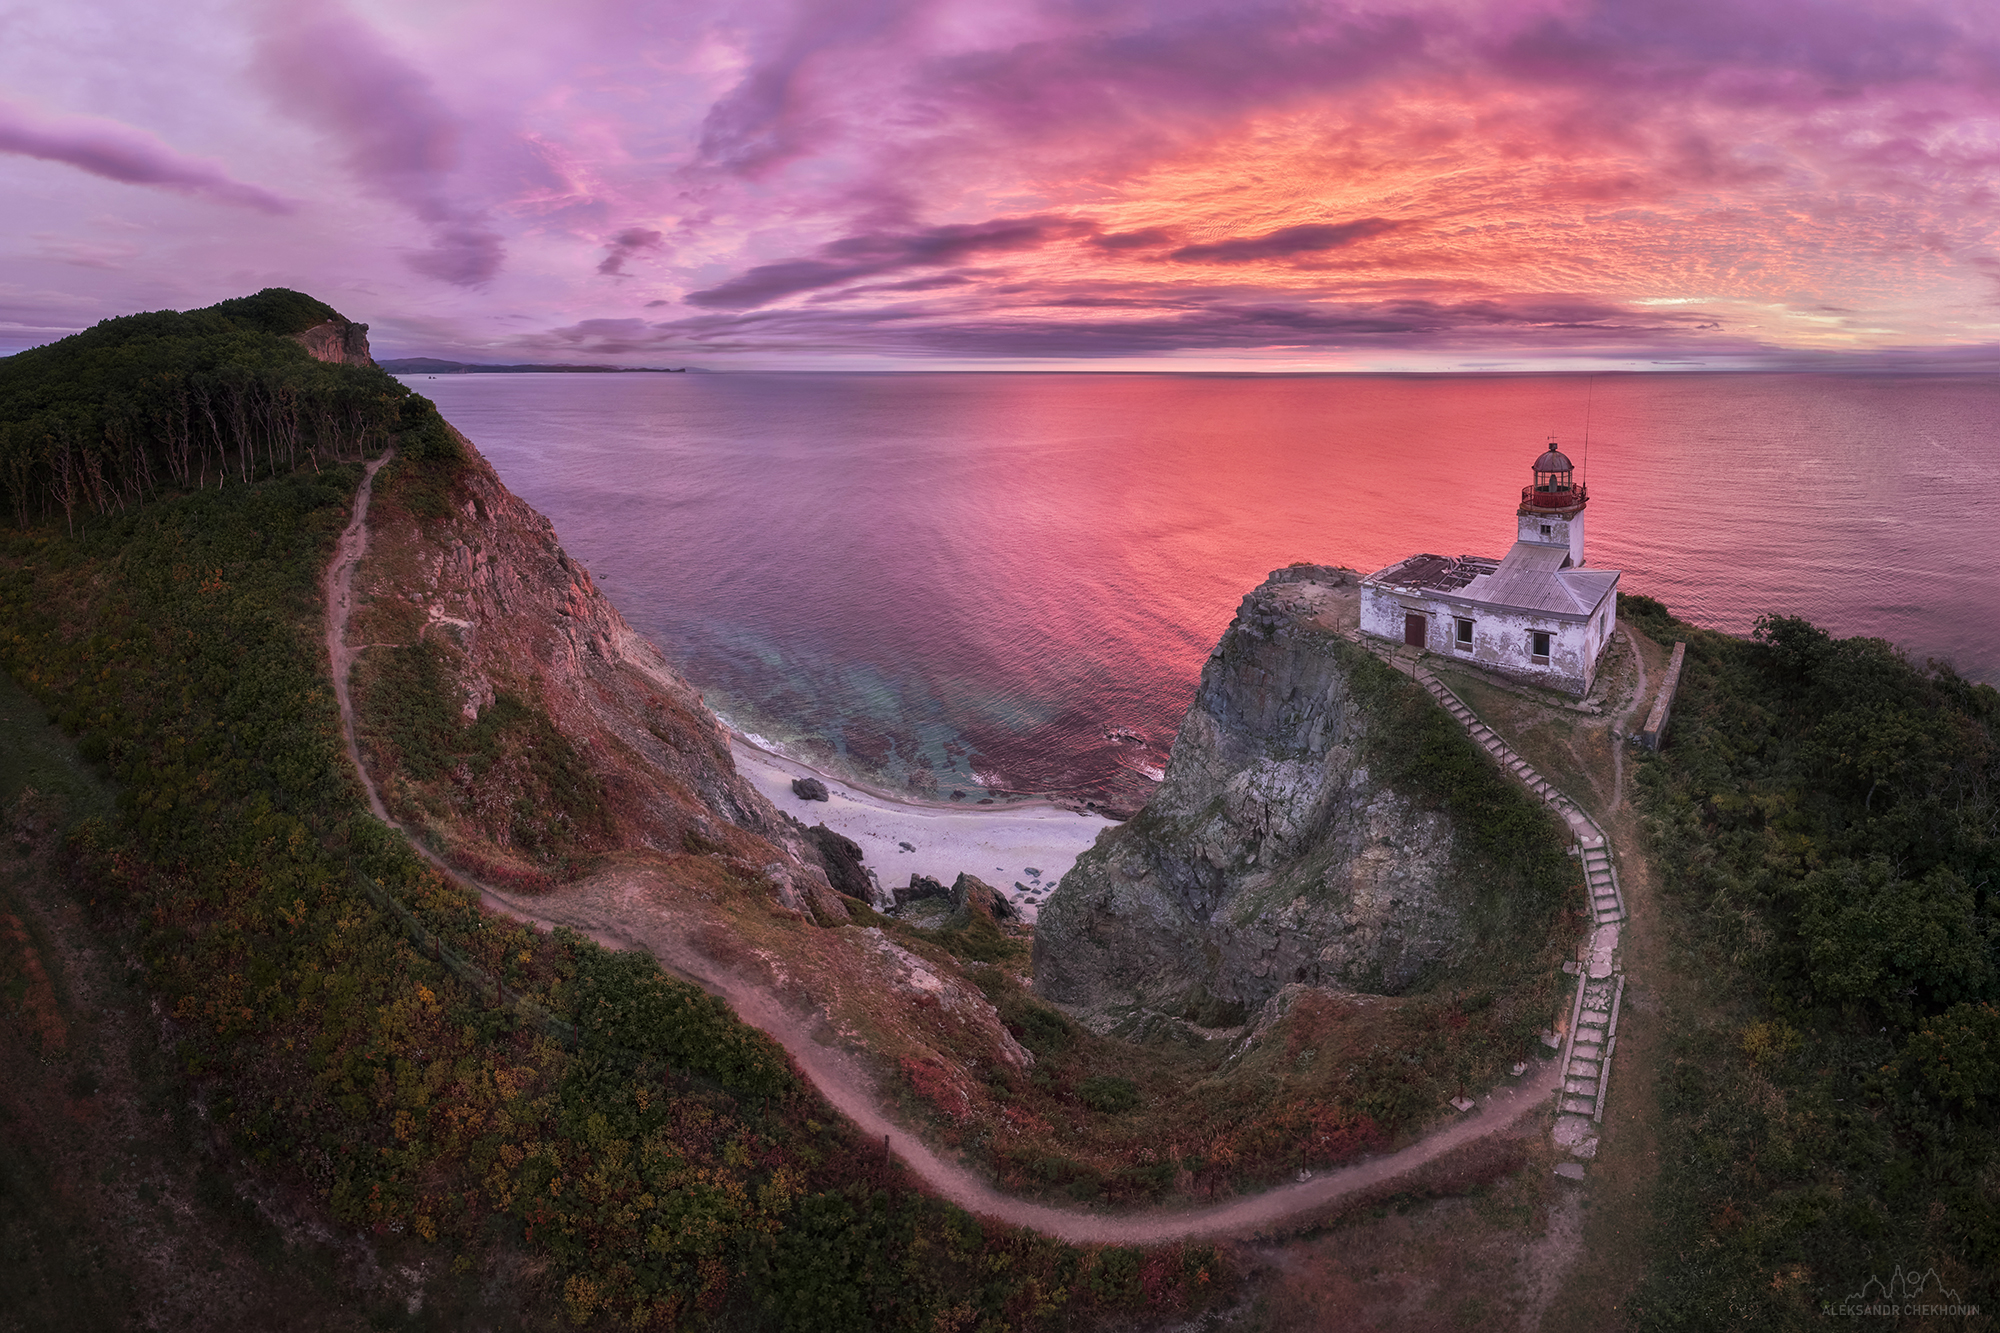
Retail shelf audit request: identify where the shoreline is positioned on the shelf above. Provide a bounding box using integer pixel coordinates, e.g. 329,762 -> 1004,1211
726,730 -> 1118,923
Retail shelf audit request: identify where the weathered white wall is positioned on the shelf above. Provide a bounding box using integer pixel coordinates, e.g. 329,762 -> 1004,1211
1516,508 -> 1587,566
1360,581 -> 1619,697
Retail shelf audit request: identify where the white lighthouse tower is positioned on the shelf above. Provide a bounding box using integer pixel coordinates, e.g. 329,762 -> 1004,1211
1518,443 -> 1587,567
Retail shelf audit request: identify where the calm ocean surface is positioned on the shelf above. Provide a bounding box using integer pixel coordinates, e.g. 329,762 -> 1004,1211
403,372 -> 2000,810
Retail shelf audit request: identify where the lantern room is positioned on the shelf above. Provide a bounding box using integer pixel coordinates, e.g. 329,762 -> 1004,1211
1521,444 -> 1585,513
1517,442 -> 1588,566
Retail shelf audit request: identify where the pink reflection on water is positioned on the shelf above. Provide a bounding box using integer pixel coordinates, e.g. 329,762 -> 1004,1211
416,371 -> 2000,803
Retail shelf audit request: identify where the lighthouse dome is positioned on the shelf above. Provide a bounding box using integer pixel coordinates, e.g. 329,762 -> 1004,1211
1533,446 -> 1574,473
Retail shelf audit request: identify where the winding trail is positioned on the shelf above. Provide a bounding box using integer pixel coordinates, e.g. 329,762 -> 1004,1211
323,457 -> 1563,1244
1612,629 -> 1650,810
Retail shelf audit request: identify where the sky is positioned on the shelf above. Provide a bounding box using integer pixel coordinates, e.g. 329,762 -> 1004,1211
4,0 -> 2000,370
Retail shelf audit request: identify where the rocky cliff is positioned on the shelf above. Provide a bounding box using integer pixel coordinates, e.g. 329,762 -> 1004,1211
293,317 -> 376,367
1034,564 -> 1573,1033
346,423 -> 857,921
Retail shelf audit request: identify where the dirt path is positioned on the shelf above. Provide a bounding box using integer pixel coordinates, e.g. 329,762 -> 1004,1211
323,456 -> 1563,1245
1611,628 -> 1649,807
325,452 -> 394,826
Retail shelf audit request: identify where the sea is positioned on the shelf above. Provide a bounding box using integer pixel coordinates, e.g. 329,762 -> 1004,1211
400,372 -> 2000,812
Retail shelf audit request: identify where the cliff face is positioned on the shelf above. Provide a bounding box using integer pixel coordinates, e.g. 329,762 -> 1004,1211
1034,566 -> 1476,1029
347,429 -> 855,919
342,424 -> 1057,1103
293,318 -> 376,367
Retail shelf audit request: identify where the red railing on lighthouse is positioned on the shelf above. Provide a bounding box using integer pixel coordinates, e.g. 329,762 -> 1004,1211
1521,482 -> 1587,511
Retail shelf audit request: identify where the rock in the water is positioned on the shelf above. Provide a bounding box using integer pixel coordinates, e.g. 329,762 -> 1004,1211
1034,564 -> 1558,1028
894,874 -> 949,908
791,776 -> 829,802
808,824 -> 872,901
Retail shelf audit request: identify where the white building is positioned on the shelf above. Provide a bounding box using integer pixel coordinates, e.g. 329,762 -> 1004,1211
1360,444 -> 1620,696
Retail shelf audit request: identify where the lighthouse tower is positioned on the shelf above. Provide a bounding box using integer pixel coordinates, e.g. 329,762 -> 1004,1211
1518,443 -> 1587,567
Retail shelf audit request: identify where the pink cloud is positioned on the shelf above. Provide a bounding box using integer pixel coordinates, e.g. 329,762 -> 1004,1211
0,97 -> 293,213
11,0 -> 2000,365
1169,219 -> 1408,264
684,215 -> 1096,307
254,4 -> 503,284
598,227 -> 664,275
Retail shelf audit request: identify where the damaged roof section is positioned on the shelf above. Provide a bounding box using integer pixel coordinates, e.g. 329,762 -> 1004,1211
1368,553 -> 1500,594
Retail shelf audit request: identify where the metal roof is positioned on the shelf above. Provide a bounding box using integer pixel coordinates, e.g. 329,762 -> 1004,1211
1533,447 -> 1575,473
1459,541 -> 1618,618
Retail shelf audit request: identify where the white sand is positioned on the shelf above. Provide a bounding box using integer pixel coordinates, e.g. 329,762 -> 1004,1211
730,737 -> 1115,922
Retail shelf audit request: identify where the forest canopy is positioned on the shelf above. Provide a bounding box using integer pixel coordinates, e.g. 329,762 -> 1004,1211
0,288 -> 404,529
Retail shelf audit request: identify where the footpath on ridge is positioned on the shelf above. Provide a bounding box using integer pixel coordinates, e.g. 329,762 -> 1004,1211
324,456 -> 1635,1240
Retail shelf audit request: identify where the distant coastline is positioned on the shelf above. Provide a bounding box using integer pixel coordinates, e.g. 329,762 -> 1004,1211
381,357 -> 692,374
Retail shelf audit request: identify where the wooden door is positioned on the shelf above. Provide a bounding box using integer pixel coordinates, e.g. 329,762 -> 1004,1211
1404,612 -> 1426,647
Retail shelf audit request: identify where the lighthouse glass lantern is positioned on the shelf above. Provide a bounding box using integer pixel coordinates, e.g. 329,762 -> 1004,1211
1518,443 -> 1588,566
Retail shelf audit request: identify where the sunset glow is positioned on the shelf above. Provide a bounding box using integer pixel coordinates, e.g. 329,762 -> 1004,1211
6,0 -> 1999,368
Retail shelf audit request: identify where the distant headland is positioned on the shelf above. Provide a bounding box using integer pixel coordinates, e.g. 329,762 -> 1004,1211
379,357 -> 692,374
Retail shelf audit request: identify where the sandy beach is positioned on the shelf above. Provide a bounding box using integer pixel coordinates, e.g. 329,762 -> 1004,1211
729,735 -> 1117,922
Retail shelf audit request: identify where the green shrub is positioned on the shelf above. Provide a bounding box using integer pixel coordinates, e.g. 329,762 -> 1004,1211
1077,1075 -> 1140,1114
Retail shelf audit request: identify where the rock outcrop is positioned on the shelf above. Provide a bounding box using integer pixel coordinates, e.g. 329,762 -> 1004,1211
1034,565 -> 1485,1030
292,318 -> 376,367
347,425 -> 855,910
808,823 -> 873,901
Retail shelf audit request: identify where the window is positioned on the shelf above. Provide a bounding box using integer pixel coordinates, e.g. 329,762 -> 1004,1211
1531,630 -> 1552,663
1455,617 -> 1474,650
1540,524 -> 1552,537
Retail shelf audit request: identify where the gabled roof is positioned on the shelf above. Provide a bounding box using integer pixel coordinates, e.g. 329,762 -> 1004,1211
1460,541 -> 1618,618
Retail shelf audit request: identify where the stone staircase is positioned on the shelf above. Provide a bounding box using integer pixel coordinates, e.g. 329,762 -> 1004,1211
1579,838 -> 1625,928
1364,640 -> 1631,1165
1409,665 -> 1626,925
1559,972 -> 1624,1119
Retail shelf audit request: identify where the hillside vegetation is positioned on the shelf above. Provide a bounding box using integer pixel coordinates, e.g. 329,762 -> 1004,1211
0,295 -> 1225,1330
0,289 -> 400,530
1620,595 -> 1999,1326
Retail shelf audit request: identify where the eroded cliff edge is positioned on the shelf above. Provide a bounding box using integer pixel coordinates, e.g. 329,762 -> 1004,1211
1034,564 -> 1580,1033
344,419 -> 856,919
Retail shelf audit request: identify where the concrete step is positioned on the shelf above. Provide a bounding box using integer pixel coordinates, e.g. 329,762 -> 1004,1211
1565,1077 -> 1599,1097
1560,1095 -> 1596,1115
